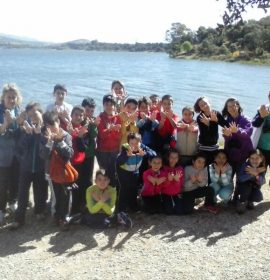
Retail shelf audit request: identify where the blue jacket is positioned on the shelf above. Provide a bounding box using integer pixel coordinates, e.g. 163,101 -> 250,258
117,143 -> 156,173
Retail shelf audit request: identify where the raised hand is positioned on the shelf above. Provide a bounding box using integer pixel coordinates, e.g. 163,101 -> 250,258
245,166 -> 258,177
23,120 -> 33,134
259,105 -> 269,118
157,177 -> 167,185
150,111 -> 157,121
78,126 -> 88,138
174,171 -> 182,181
210,111 -> 218,122
168,172 -> 174,181
222,126 -> 232,137
147,176 -> 156,185
197,172 -> 205,183
137,148 -> 145,157
229,122 -> 238,134
200,113 -> 210,126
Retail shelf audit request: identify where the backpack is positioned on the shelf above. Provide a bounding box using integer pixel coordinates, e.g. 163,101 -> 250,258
49,150 -> 78,184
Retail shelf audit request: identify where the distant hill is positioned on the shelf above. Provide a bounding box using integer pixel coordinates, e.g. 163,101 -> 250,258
0,34 -> 168,52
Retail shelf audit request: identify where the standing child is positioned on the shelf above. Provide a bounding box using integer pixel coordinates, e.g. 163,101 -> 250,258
137,96 -> 159,149
176,106 -> 198,167
40,111 -> 74,231
194,97 -> 227,164
154,95 -> 178,154
9,108 -> 48,229
235,150 -> 266,214
111,80 -> 127,113
67,105 -> 88,214
149,94 -> 160,113
182,153 -> 218,214
46,84 -> 73,130
81,98 -> 99,187
141,155 -> 167,213
96,94 -> 121,187
162,149 -> 184,215
81,169 -> 116,228
0,84 -> 22,224
119,98 -> 139,147
116,133 -> 156,213
209,150 -> 233,205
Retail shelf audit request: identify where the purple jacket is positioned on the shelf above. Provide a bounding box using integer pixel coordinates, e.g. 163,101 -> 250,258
224,114 -> 253,165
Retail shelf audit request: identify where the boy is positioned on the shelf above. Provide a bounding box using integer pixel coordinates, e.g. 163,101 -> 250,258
81,169 -> 116,228
96,94 -> 121,187
176,106 -> 198,166
46,84 -> 73,130
182,153 -> 218,214
67,105 -> 88,214
9,107 -> 48,229
154,95 -> 178,154
116,133 -> 156,213
81,98 -> 99,187
40,111 -> 74,231
119,98 -> 139,146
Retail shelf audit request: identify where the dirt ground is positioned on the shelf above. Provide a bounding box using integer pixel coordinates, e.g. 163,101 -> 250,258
0,181 -> 270,280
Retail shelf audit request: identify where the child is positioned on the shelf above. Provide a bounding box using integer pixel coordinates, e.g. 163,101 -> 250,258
0,84 -> 22,224
116,133 -> 156,213
194,97 -> 227,164
252,92 -> 270,174
176,106 -> 198,167
209,150 -> 233,204
9,108 -> 48,229
154,95 -> 178,154
137,96 -> 159,149
46,84 -> 73,130
119,98 -> 139,146
40,111 -> 74,231
96,94 -> 121,187
149,94 -> 160,113
182,153 -> 218,214
162,149 -> 184,215
141,155 -> 167,214
67,105 -> 88,214
81,98 -> 99,187
81,169 -> 116,228
235,149 -> 266,214
111,80 -> 127,113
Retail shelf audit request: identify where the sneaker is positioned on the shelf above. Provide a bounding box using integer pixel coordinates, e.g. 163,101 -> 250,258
202,205 -> 220,214
117,212 -> 133,229
0,210 -> 4,225
8,221 -> 22,230
236,201 -> 247,214
104,214 -> 118,228
59,220 -> 69,231
246,201 -> 255,210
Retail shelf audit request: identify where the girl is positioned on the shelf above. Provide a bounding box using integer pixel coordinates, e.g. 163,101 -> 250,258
111,80 -> 127,113
194,97 -> 227,164
176,106 -> 198,167
222,98 -> 253,173
0,84 -> 22,224
182,153 -> 218,214
209,150 -> 233,204
235,150 -> 266,214
252,92 -> 270,177
141,155 -> 167,214
162,149 -> 184,215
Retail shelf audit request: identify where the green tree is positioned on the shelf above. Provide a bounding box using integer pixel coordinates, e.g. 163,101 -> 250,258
181,41 -> 193,53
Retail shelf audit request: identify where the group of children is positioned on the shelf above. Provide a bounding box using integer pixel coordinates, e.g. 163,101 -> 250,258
0,81 -> 269,231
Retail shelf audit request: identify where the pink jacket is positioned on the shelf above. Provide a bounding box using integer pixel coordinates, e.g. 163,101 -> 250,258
162,166 -> 184,195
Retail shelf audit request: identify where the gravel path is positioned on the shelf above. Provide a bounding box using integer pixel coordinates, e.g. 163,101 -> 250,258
1,183 -> 270,280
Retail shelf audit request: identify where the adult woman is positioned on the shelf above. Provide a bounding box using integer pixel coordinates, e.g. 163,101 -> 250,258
222,98 -> 253,173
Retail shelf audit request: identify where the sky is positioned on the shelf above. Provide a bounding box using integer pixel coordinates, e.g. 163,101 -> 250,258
0,0 -> 268,43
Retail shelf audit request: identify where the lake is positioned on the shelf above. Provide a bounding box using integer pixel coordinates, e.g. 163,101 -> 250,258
0,48 -> 269,118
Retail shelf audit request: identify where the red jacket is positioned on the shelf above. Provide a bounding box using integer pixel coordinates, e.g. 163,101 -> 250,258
162,166 -> 184,195
156,112 -> 178,137
71,124 -> 86,165
141,169 -> 167,197
96,112 -> 121,152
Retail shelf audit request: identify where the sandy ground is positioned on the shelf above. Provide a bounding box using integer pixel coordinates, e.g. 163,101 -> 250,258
0,181 -> 270,280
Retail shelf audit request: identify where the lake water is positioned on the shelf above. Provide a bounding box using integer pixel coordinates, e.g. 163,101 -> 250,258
0,48 -> 269,118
